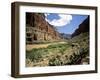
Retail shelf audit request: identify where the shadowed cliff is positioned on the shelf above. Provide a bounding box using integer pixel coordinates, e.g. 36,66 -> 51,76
72,16 -> 89,37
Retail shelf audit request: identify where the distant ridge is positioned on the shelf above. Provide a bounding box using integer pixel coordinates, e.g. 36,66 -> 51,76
60,33 -> 71,39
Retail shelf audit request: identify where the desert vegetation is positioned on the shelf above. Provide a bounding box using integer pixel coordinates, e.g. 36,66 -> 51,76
26,32 -> 89,67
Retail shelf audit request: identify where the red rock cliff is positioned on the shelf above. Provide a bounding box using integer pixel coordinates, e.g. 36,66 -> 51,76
26,13 -> 61,43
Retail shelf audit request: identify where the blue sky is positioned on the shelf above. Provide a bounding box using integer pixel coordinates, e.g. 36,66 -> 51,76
45,13 -> 88,34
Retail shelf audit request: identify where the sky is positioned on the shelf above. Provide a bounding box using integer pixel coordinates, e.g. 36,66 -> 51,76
44,13 -> 88,34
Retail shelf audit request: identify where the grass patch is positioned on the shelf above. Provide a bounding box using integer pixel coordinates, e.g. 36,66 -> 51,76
26,43 -> 69,62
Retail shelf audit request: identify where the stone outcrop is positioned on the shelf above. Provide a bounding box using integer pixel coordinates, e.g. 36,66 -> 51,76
26,13 -> 61,44
72,16 -> 89,37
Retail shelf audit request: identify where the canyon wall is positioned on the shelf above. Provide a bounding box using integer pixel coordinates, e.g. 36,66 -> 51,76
72,16 -> 89,37
26,13 -> 61,44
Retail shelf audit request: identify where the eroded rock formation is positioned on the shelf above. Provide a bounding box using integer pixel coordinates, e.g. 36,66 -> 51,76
26,13 -> 61,44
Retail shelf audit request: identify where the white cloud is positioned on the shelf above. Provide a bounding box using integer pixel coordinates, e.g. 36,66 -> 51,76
45,14 -> 72,27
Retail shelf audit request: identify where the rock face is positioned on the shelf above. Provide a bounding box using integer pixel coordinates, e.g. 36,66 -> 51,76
26,13 -> 61,44
72,16 -> 89,37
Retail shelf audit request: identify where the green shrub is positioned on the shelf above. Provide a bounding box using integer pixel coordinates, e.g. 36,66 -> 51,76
49,57 -> 61,66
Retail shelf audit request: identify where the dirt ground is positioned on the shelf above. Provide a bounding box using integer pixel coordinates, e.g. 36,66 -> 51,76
26,41 -> 66,51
